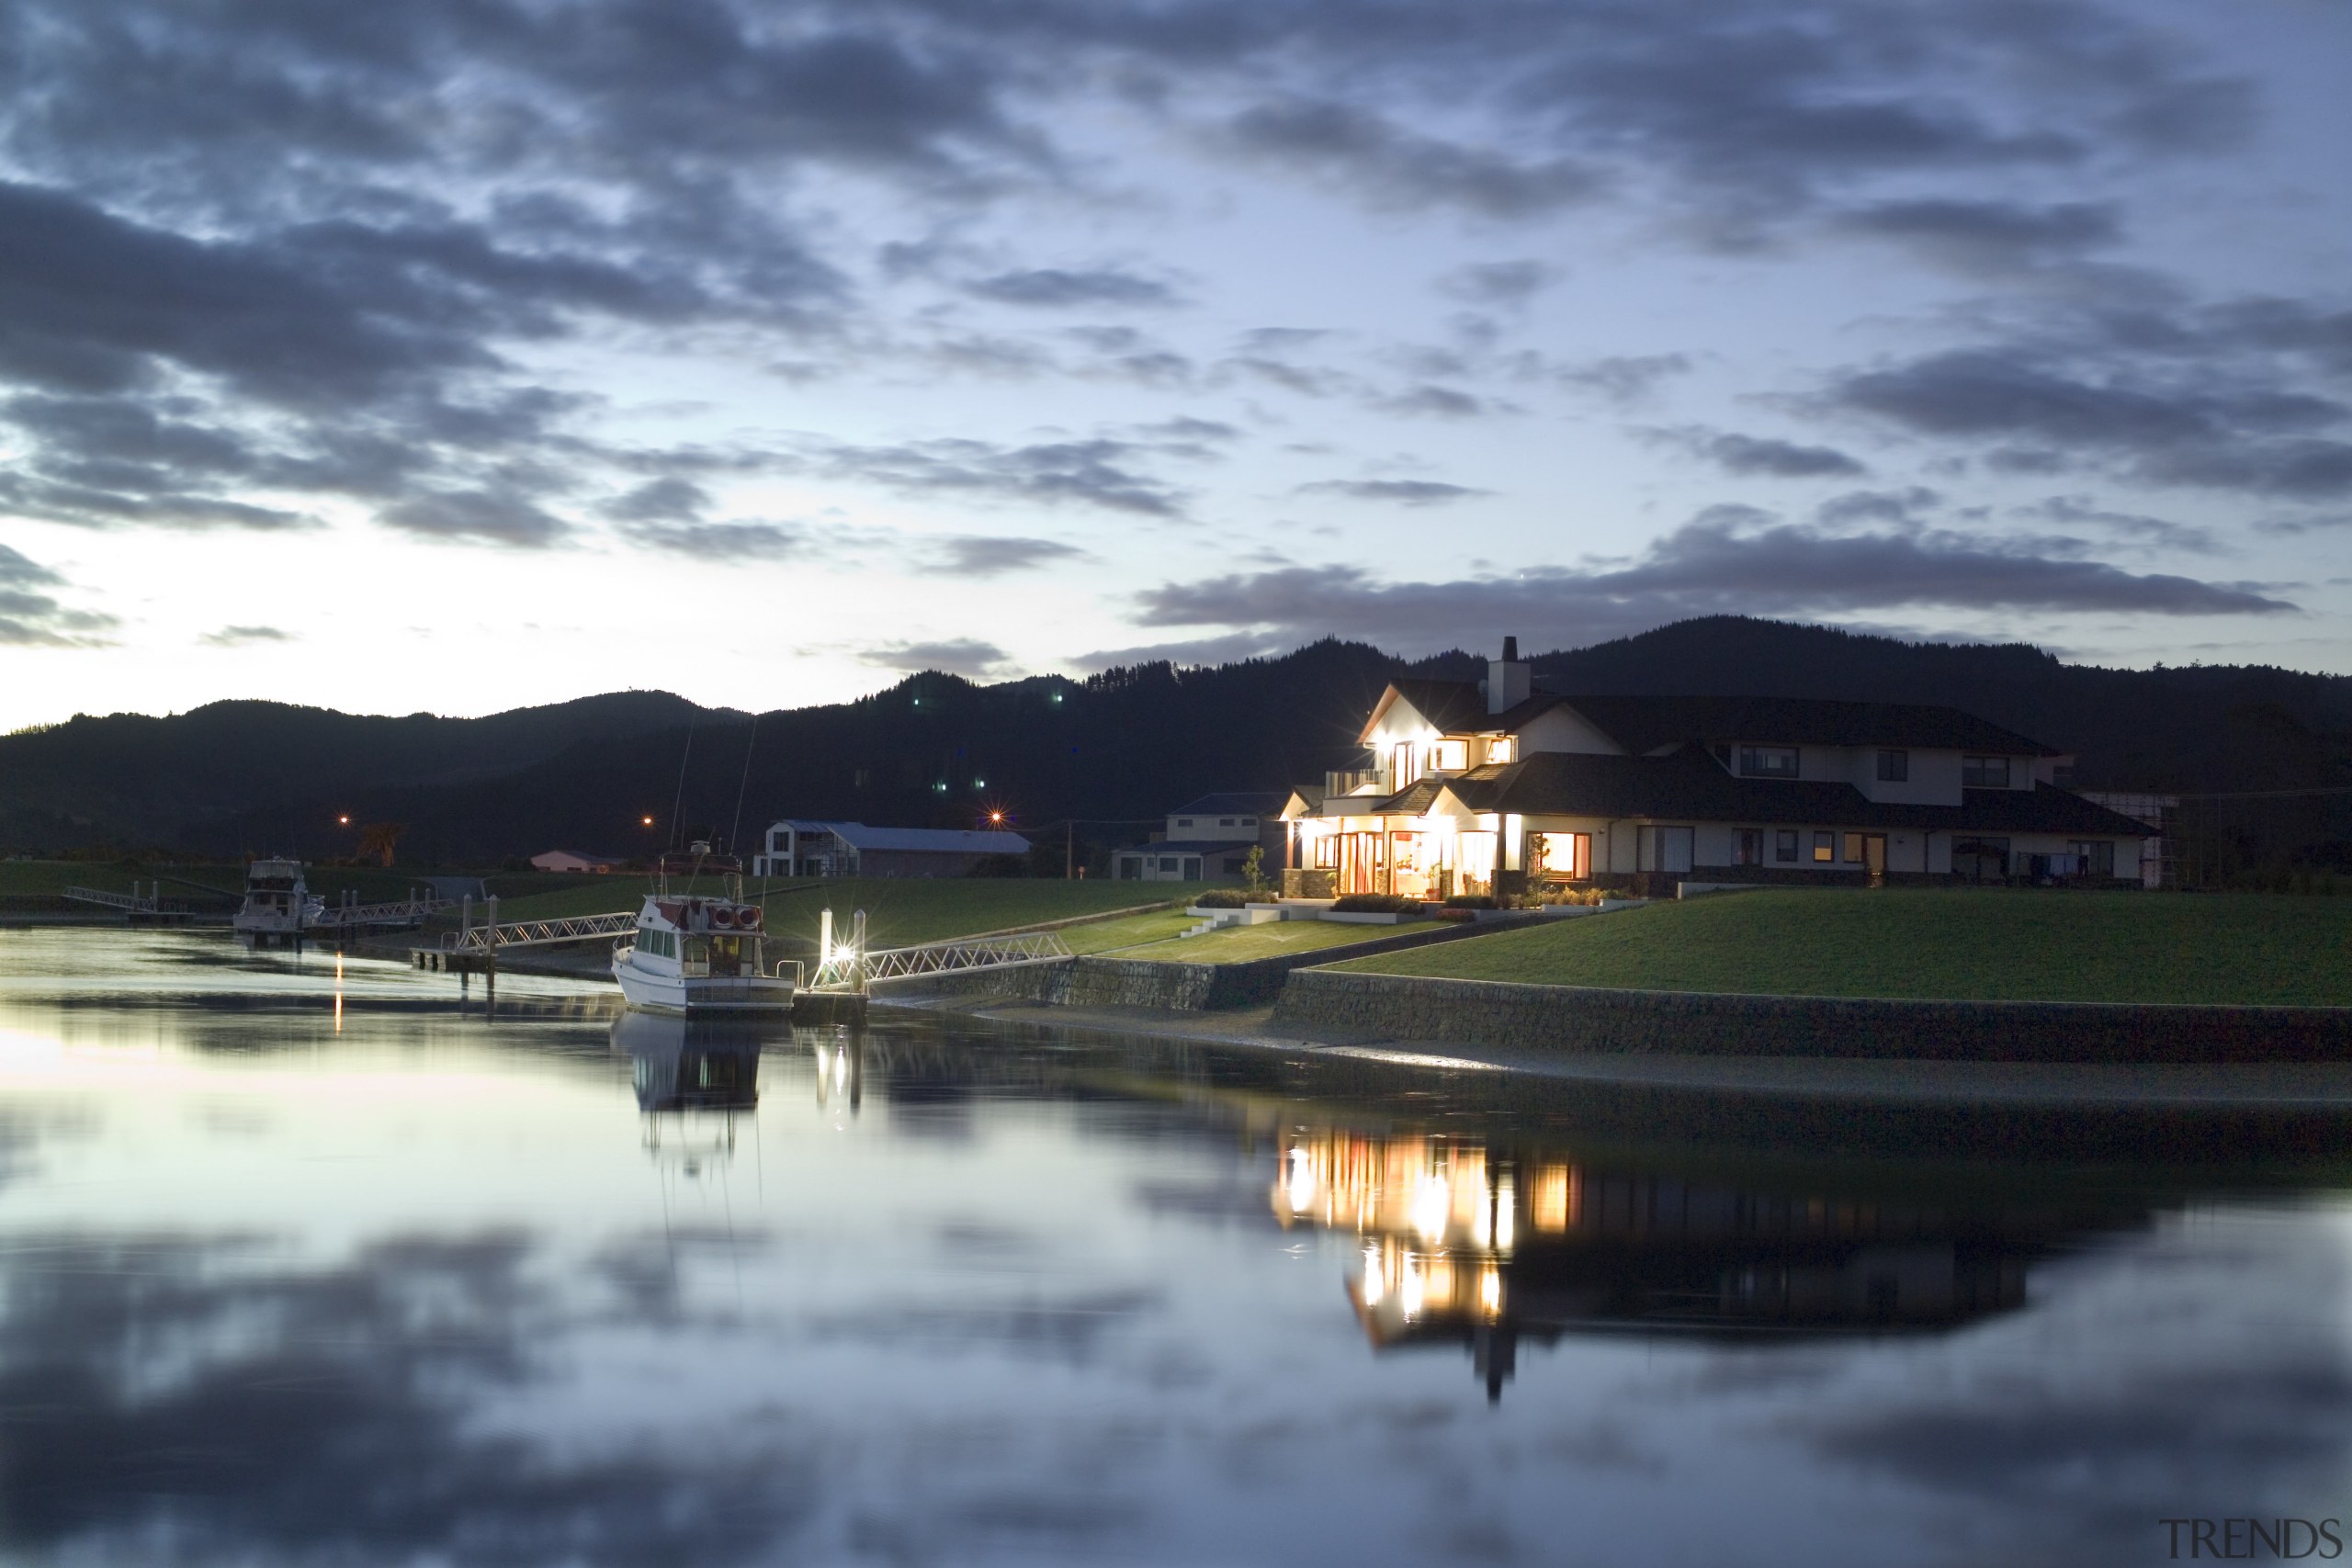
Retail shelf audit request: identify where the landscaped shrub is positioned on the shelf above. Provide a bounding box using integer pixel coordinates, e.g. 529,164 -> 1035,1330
1543,886 -> 1608,907
1442,894 -> 1497,909
1191,888 -> 1249,908
1430,907 -> 1476,922
1331,892 -> 1421,913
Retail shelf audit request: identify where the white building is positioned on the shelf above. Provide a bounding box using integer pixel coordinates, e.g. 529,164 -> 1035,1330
751,819 -> 1031,879
1113,792 -> 1284,882
1284,638 -> 2154,897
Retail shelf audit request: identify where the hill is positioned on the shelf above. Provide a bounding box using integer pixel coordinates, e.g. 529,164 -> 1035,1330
5,618 -> 2345,871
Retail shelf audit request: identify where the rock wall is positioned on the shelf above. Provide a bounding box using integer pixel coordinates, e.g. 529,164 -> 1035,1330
1269,970 -> 2352,1064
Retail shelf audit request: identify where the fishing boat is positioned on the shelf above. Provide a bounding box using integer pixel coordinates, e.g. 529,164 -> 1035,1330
232,858 -> 324,948
611,853 -> 796,1016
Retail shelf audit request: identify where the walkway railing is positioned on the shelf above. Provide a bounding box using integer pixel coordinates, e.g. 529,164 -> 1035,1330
311,896 -> 454,930
442,910 -> 639,952
808,931 -> 1073,991
62,886 -> 155,912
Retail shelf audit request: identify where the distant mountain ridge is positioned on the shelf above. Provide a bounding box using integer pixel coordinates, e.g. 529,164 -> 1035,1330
4,618 -> 2345,863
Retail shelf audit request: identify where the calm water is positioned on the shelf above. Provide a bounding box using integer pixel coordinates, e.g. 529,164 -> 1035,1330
2,929 -> 2347,1567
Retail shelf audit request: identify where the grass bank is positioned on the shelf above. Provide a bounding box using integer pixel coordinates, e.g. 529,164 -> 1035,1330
1329,889 -> 2351,1007
1113,917 -> 1445,965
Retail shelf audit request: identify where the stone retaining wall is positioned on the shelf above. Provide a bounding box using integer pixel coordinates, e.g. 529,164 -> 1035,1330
1269,970 -> 2352,1064
874,917 -> 1537,1011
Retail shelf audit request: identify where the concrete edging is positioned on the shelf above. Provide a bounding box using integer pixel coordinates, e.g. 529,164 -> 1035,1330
1266,969 -> 2352,1064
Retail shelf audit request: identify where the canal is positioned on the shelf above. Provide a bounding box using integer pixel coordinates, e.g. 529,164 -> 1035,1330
1,929 -> 2345,1565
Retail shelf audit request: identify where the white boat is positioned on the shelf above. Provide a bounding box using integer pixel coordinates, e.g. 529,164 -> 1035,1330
232,858 -> 324,948
611,866 -> 795,1016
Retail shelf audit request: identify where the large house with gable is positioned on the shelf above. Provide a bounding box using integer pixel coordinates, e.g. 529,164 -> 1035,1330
1280,638 -> 2153,898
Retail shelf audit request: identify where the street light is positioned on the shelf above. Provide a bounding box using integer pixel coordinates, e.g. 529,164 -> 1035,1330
640,815 -> 655,827
337,815 -> 350,826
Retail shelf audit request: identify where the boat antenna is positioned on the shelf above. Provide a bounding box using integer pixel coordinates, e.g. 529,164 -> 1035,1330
665,705 -> 698,855
728,711 -> 760,863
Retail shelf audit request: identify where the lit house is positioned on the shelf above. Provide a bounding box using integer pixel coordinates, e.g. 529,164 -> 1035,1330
1283,638 -> 2153,897
751,819 -> 1030,879
1111,792 -> 1284,882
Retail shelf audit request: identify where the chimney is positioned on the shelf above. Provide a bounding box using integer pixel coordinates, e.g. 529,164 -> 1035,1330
1487,635 -> 1531,714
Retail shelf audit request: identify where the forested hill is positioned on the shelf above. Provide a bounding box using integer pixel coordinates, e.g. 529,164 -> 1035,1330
4,617 -> 2346,862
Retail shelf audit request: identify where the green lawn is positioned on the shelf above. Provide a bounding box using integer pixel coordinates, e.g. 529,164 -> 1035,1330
1330,889 -> 2352,1007
1114,916 -> 1445,965
485,874 -> 1191,948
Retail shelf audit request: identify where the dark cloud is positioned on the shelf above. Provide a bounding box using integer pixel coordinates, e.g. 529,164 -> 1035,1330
1835,198 -> 2123,275
807,437 -> 1185,517
1378,384 -> 1491,420
965,268 -> 1180,309
1815,488 -> 1941,526
1127,508 -> 2294,653
0,545 -> 119,649
857,637 -> 1014,676
1297,479 -> 1488,506
602,476 -> 713,525
921,536 -> 1090,575
1069,630 -> 1290,673
1660,427 -> 1869,479
623,521 -> 804,558
198,625 -> 294,647
1833,349 -> 2352,498
2017,495 -> 2221,555
1555,354 -> 1695,405
1436,260 -> 1561,307
379,489 -> 572,547
1216,98 -> 1603,218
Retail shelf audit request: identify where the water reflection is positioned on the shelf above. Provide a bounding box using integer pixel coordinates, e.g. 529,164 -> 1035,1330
1272,1128 -> 2103,1400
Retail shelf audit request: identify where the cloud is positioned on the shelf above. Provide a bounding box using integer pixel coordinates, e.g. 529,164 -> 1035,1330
2015,495 -> 2221,555
964,268 -> 1180,309
1126,508 -> 2294,654
1832,349 -> 2352,497
603,477 -> 713,524
198,625 -> 294,647
379,489 -> 571,547
0,543 -> 117,647
920,536 -> 1089,576
807,437 -> 1185,517
1555,354 -> 1695,405
1834,198 -> 2123,275
857,637 -> 1015,676
1657,427 -> 1869,479
1296,479 -> 1488,506
1068,630 -> 1292,673
623,521 -> 803,558
1378,384 -> 1492,420
1436,260 -> 1561,307
1216,98 -> 1603,218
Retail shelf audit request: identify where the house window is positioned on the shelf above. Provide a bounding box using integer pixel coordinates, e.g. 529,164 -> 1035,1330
1962,756 -> 2011,788
1176,818 -> 1194,827
1736,829 -> 1763,865
1532,831 -> 1589,880
1953,836 -> 2010,881
1639,826 -> 1695,874
1159,856 -> 1179,873
1841,832 -> 1863,863
1775,829 -> 1799,863
2069,840 -> 2117,877
1239,818 -> 1255,827
1393,742 -> 1420,787
1487,736 -> 1515,764
1741,746 -> 1800,778
1877,750 -> 1909,783
1813,831 -> 1834,863
1431,739 -> 1469,772
1219,818 -> 1235,826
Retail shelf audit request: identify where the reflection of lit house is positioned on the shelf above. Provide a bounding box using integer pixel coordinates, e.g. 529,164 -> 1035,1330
750,819 -> 1030,879
1111,792 -> 1284,882
531,849 -> 621,874
1283,637 -> 2153,897
1274,1127 -> 2040,1400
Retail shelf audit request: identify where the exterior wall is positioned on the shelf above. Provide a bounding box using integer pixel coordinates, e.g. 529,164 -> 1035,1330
1852,748 -> 1964,807
1165,812 -> 1267,842
1114,847 -> 1210,882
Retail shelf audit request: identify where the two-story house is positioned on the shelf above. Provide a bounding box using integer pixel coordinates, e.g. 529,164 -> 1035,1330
1283,638 -> 2152,897
1112,792 -> 1286,882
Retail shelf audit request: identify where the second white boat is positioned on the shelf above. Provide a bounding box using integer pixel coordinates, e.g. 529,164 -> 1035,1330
612,887 -> 796,1016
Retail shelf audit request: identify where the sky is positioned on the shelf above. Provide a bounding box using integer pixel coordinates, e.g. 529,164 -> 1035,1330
1,0 -> 2348,729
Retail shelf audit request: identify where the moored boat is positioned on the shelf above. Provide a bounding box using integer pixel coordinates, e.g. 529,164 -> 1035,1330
232,859 -> 324,948
611,857 -> 795,1015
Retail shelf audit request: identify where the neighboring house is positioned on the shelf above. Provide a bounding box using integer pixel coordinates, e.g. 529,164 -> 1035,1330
1283,637 -> 2153,897
751,819 -> 1031,879
1112,792 -> 1285,882
531,850 -> 620,874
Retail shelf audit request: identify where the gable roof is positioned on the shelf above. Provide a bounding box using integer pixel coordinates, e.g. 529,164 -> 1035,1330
1437,749 -> 2147,836
1555,694 -> 2058,757
1170,791 -> 1283,818
1360,679 -> 1570,742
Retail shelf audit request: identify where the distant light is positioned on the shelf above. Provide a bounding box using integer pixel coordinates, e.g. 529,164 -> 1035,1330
989,811 -> 1003,824
337,815 -> 350,826
641,815 -> 654,827
974,777 -> 986,788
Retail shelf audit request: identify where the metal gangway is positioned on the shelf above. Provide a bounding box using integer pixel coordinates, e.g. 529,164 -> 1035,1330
62,885 -> 158,913
442,908 -> 639,953
808,930 -> 1073,991
310,895 -> 454,931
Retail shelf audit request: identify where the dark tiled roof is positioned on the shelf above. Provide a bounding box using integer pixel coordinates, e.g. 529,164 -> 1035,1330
1556,694 -> 2058,757
1169,791 -> 1283,817
1440,749 -> 2147,836
1374,679 -> 1491,736
1372,777 -> 1444,814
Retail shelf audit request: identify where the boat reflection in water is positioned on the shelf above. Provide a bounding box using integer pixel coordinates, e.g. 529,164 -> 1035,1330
1273,1127 -> 2122,1402
611,1010 -> 766,1112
